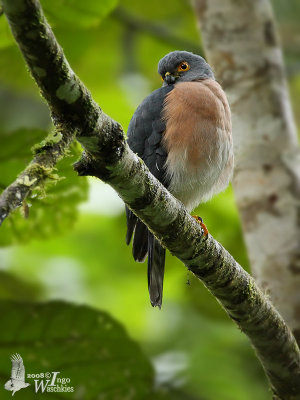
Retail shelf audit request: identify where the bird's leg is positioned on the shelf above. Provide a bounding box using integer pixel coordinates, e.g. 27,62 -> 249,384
192,215 -> 209,236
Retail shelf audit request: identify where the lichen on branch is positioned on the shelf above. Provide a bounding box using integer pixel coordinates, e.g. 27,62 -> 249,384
0,127 -> 74,225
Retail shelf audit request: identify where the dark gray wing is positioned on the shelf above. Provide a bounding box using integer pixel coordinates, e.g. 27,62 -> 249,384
125,85 -> 174,307
127,85 -> 173,183
126,85 -> 173,248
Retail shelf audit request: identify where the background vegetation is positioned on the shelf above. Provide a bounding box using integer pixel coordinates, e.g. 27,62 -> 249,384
0,0 -> 299,398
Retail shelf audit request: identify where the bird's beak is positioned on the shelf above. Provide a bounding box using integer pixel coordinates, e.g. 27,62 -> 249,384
164,71 -> 176,85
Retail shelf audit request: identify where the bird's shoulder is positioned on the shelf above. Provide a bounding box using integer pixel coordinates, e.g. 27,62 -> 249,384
126,85 -> 174,185
127,85 -> 173,152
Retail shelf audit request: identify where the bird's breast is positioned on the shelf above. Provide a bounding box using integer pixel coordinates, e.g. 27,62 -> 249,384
162,79 -> 233,211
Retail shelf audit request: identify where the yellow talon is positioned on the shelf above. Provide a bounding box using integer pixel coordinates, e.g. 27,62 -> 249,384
192,215 -> 209,236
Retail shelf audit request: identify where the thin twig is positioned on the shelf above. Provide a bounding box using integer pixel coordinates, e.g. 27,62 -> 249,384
112,6 -> 203,55
0,128 -> 74,225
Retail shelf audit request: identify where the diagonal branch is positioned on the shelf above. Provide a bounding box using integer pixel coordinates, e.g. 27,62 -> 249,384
2,0 -> 300,398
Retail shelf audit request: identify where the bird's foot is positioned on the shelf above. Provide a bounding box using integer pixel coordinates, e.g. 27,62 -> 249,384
192,215 -> 209,236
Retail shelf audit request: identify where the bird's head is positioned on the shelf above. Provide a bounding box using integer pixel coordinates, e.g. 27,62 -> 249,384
158,51 -> 214,86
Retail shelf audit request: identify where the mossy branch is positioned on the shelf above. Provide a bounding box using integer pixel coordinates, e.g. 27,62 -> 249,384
2,0 -> 300,398
0,127 -> 74,225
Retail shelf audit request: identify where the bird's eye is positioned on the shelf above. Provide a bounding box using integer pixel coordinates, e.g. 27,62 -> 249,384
177,62 -> 190,72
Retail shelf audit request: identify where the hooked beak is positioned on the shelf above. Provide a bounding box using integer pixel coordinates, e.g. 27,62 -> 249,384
164,71 -> 176,85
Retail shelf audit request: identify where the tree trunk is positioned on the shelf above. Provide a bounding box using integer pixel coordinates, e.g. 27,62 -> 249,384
194,0 -> 300,343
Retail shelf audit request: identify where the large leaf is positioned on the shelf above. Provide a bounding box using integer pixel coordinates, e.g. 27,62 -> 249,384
41,0 -> 119,29
0,270 -> 42,301
0,15 -> 15,49
0,129 -> 88,246
0,301 -> 154,399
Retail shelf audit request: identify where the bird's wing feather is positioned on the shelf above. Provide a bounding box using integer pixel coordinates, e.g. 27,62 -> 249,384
125,86 -> 173,258
10,354 -> 25,382
126,86 -> 173,297
127,85 -> 173,185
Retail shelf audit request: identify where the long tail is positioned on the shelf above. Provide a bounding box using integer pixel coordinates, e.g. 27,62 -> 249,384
125,206 -> 166,307
147,232 -> 165,308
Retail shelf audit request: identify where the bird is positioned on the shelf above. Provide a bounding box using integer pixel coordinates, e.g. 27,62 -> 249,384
125,51 -> 233,308
4,353 -> 30,396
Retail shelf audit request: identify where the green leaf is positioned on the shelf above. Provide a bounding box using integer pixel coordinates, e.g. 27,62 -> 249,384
0,129 -> 88,246
0,271 -> 42,301
41,0 -> 119,29
0,15 -> 14,49
0,300 -> 154,399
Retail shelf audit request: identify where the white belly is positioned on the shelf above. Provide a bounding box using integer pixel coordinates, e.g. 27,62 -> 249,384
166,128 -> 233,211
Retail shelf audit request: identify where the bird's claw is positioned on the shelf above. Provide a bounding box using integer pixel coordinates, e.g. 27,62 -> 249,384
192,215 -> 209,236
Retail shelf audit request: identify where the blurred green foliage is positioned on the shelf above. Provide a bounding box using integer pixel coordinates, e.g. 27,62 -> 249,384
0,129 -> 88,246
0,0 -> 299,398
0,301 -> 154,399
41,0 -> 118,29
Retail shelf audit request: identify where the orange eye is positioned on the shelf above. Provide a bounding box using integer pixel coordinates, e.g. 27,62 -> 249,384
177,61 -> 190,72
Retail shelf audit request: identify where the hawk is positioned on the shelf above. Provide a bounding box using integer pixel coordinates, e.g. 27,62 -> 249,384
126,51 -> 233,308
